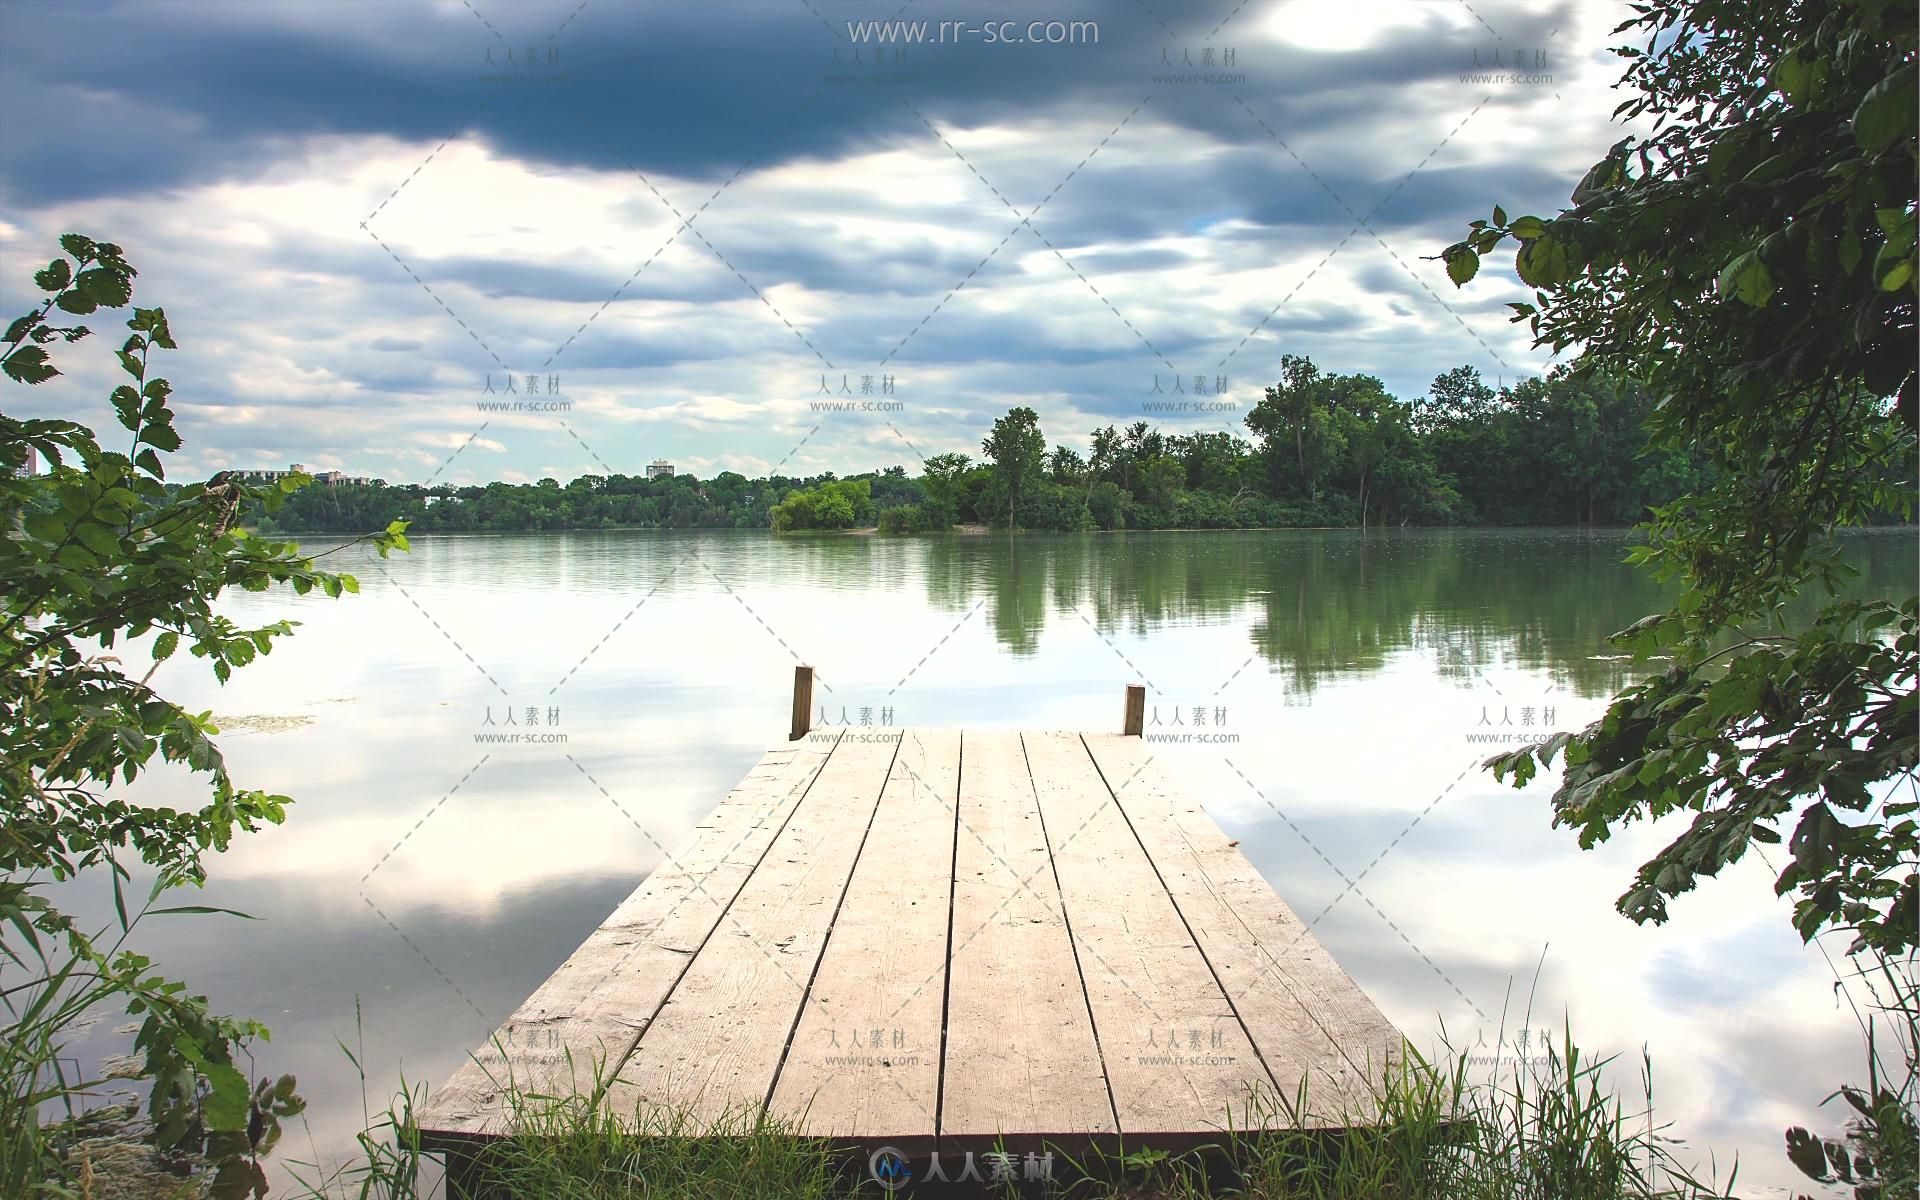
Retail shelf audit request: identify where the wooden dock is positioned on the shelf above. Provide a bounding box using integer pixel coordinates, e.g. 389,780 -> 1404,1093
417,681 -> 1404,1182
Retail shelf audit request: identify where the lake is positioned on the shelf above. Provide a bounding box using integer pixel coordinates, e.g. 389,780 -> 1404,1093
59,527 -> 1915,1196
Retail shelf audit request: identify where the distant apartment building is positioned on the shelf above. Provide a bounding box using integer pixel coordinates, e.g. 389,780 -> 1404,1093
230,463 -> 374,486
229,465 -> 299,484
645,459 -> 675,479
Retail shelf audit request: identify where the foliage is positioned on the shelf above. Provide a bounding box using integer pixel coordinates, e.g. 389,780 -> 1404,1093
1,234 -> 403,1196
1450,0 -> 1917,956
236,361 -> 1793,537
1438,0 -> 1917,1187
1783,955 -> 1918,1200
981,405 -> 1048,528
1492,598 -> 1916,951
769,478 -> 874,532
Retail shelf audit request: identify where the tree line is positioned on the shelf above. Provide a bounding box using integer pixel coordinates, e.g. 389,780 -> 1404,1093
248,359 -> 1907,536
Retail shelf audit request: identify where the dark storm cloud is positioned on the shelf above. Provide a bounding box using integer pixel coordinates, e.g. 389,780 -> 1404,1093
0,0 -> 1606,479
1,0 -> 1585,213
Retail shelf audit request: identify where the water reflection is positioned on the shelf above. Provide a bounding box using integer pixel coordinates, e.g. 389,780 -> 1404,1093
48,527 -> 1911,1197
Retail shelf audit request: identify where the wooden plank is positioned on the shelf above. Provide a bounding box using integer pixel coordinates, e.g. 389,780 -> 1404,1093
940,730 -> 1115,1140
1123,685 -> 1146,736
422,723 -> 1411,1159
1021,731 -> 1268,1135
767,728 -> 960,1140
1081,734 -> 1402,1124
601,731 -> 903,1128
417,733 -> 843,1139
790,666 -> 813,741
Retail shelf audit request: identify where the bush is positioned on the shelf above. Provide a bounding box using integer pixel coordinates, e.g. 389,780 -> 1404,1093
770,479 -> 873,531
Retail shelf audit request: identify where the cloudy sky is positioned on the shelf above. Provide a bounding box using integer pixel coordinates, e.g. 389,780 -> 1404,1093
1,0 -> 1619,486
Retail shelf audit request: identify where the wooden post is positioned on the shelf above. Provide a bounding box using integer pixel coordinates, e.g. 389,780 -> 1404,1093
790,665 -> 814,741
1122,684 -> 1145,737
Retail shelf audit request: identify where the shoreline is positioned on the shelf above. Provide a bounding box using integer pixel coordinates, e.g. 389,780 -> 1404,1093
247,520 -> 1918,539
247,520 -> 1747,538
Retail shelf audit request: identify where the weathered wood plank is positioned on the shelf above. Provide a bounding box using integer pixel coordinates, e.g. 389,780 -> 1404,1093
421,724 -> 1411,1157
600,732 -> 903,1127
1081,734 -> 1402,1124
940,730 -> 1115,1139
790,666 -> 813,741
1022,731 -> 1270,1135
768,728 -> 959,1139
416,734 -> 843,1138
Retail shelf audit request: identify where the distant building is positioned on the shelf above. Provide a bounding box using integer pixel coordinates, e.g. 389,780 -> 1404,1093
230,464 -> 372,486
646,459 -> 675,479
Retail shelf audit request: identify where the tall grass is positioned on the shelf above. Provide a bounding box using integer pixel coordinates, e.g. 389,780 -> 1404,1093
1064,1028 -> 1733,1200
285,1022 -> 1738,1200
287,1017 -> 839,1200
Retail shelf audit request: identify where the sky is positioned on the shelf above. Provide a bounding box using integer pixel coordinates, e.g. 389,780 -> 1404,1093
0,0 -> 1624,486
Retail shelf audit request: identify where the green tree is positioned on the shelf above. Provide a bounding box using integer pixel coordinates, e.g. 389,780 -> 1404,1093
769,478 -> 872,531
1448,0 -> 1915,955
1443,0 -> 1916,1185
919,452 -> 972,528
1047,444 -> 1085,485
1088,424 -> 1130,492
2,235 -> 406,1196
982,407 -> 1046,528
1332,374 -> 1396,529
1246,355 -> 1346,502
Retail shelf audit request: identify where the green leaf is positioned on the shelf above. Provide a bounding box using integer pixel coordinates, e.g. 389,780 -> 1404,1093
199,1061 -> 253,1132
76,267 -> 132,309
1516,234 -> 1572,287
1790,803 -> 1844,878
34,259 -> 72,292
1706,671 -> 1764,718
1852,64 -> 1917,153
1786,1127 -> 1834,1181
1445,246 -> 1480,285
21,511 -> 66,543
149,905 -> 258,919
1838,231 -> 1862,274
3,313 -> 41,344
72,521 -> 120,558
54,289 -> 99,315
1509,215 -> 1547,240
153,631 -> 180,661
1492,204 -> 1507,226
1773,49 -> 1826,105
110,384 -> 141,431
1716,250 -> 1774,306
2,344 -> 56,384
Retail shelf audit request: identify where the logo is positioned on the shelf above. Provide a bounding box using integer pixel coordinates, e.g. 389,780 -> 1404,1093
869,1144 -> 913,1191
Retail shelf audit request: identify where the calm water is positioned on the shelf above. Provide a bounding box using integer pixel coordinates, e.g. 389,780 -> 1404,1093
57,528 -> 1916,1196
